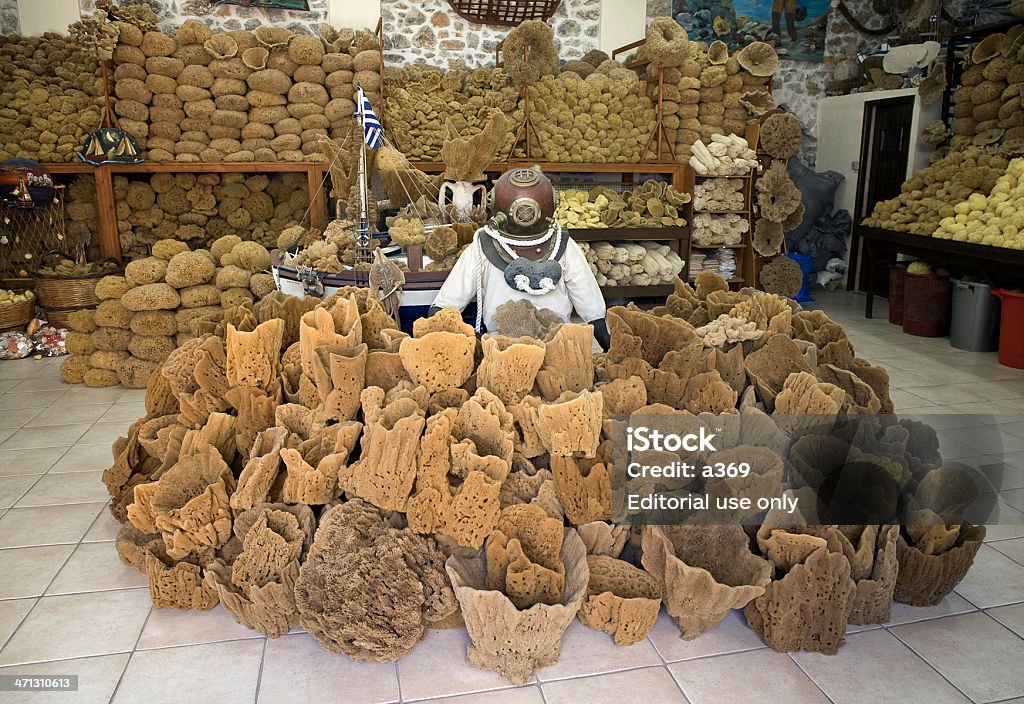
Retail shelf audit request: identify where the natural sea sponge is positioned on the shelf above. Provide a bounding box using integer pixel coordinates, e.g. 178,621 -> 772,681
744,547 -> 855,654
532,390 -> 603,458
646,16 -> 688,69
399,331 -> 475,393
753,219 -> 785,257
737,41 -> 779,77
130,310 -> 177,337
144,549 -> 219,611
642,525 -> 771,639
503,20 -> 558,86
95,275 -> 130,300
84,367 -> 120,388
95,299 -> 133,328
759,256 -> 803,298
164,250 -> 216,288
289,34 -> 325,66
477,335 -> 546,406
122,283 -> 181,312
578,555 -> 661,645
446,527 -> 587,685
118,357 -> 160,389
894,523 -> 985,606
232,241 -> 272,271
757,161 -> 802,223
760,112 -> 803,159
92,327 -> 132,352
152,239 -> 190,260
295,500 -> 456,661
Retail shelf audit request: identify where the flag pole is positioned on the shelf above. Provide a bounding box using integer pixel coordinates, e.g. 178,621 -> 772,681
356,86 -> 370,279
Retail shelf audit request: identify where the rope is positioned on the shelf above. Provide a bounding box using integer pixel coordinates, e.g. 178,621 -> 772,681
837,0 -> 899,36
474,231 -> 485,333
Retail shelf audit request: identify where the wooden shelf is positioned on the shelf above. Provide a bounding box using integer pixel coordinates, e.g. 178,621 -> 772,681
568,226 -> 689,242
692,244 -> 747,249
600,284 -> 674,299
43,161 -> 329,260
410,161 -> 685,176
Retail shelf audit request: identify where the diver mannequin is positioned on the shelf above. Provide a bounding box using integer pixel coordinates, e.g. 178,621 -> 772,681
429,166 -> 610,350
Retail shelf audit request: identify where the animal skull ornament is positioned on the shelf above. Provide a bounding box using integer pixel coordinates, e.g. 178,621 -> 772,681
438,181 -> 487,223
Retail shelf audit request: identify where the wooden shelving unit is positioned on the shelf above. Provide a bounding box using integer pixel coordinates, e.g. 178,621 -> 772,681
44,161 -> 330,260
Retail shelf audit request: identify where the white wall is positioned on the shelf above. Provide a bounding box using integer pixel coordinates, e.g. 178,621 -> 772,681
329,0 -> 380,30
599,0 -> 646,54
17,0 -> 79,35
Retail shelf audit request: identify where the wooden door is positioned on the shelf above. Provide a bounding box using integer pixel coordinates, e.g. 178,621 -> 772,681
848,96 -> 915,292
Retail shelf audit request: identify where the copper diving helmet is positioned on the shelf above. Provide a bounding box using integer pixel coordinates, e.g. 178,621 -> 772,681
487,166 -> 558,239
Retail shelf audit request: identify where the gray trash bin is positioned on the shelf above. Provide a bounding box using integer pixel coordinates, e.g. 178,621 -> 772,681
950,279 -> 1000,352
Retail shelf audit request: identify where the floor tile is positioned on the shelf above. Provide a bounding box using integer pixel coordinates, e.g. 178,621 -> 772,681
648,609 -> 765,662
9,375 -> 76,393
792,629 -> 970,704
47,542 -> 147,595
891,390 -> 938,410
0,391 -> 66,410
25,403 -> 111,428
0,407 -> 40,429
987,603 -> 1024,639
887,592 -> 976,625
82,508 -> 120,542
936,434 -> 985,461
0,475 -> 39,508
258,632 -> 399,704
536,621 -> 662,681
955,544 -> 1024,608
0,360 -> 60,380
0,598 -> 34,646
397,628 -> 534,700
671,648 -> 827,704
990,537 -> 1024,566
115,389 -> 146,404
0,447 -> 68,477
48,443 -> 114,474
406,688 -> 545,704
0,589 -> 151,665
99,402 -> 147,424
944,402 -> 1024,422
77,422 -> 130,446
941,426 -> 1024,454
0,653 -> 130,704
58,387 -> 125,405
1005,454 -> 1024,472
542,666 -> 687,704
136,604 -> 262,650
112,639 -> 263,704
0,544 -> 75,599
0,503 -> 106,548
900,412 -> 983,430
1,423 -> 91,450
891,612 -> 1024,703
15,470 -> 108,508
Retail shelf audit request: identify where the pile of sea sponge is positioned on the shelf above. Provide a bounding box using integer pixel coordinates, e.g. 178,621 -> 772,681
530,67 -> 656,163
108,20 -> 380,161
863,146 -> 1011,234
566,181 -> 690,228
94,276 -> 981,679
693,212 -> 749,246
59,237 -> 276,388
949,28 -> 1024,148
579,241 -> 685,286
84,171 -> 310,259
0,30 -> 105,162
690,134 -> 759,176
694,177 -> 745,211
638,37 -> 775,160
383,65 -> 520,161
933,155 -> 1024,249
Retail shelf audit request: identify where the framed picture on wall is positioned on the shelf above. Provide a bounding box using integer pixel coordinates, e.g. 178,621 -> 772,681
672,0 -> 829,62
214,0 -> 311,10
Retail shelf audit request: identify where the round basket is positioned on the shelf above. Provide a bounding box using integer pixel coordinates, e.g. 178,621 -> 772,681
888,264 -> 906,325
0,296 -> 35,331
33,251 -> 120,312
44,308 -> 75,329
903,272 -> 951,337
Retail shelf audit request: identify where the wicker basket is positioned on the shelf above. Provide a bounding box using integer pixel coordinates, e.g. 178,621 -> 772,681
0,296 -> 35,331
888,264 -> 906,325
447,0 -> 560,26
903,273 -> 951,337
33,251 -> 120,312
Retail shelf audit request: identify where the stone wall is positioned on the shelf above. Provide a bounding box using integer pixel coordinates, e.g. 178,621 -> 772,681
0,0 -> 20,35
381,0 -> 600,69
79,0 -> 329,35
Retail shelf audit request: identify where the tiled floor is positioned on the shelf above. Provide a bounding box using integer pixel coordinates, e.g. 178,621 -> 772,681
0,290 -> 1022,704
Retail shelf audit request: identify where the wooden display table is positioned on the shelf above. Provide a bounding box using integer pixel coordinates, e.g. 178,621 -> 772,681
45,161 -> 329,260
857,225 -> 1024,317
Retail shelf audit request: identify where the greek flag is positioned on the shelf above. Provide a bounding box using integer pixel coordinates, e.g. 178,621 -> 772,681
354,85 -> 383,150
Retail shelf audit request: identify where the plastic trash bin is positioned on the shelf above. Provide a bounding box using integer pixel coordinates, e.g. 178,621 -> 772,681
950,279 -> 1000,352
993,289 -> 1024,368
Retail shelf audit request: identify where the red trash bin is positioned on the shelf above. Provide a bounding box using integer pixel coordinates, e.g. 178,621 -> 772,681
993,289 -> 1024,369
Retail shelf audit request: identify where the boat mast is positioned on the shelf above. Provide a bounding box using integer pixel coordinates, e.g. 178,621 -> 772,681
356,92 -> 371,277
